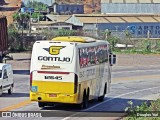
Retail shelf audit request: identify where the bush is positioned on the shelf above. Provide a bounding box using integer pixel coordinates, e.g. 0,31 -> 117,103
8,24 -> 26,52
125,99 -> 160,120
41,29 -> 77,39
106,36 -> 119,51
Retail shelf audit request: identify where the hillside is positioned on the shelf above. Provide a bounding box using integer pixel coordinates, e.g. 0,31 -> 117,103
0,0 -> 22,25
83,0 -> 101,13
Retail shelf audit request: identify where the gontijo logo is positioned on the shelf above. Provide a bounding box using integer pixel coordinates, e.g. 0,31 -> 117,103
40,46 -> 70,62
49,46 -> 65,55
43,46 -> 65,55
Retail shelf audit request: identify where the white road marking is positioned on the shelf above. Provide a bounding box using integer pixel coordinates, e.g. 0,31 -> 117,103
62,86 -> 160,120
113,69 -> 160,74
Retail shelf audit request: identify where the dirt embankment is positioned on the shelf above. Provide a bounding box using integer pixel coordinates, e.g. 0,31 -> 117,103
0,0 -> 22,25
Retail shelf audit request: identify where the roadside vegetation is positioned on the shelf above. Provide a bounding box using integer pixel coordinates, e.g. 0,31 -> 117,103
8,0 -> 160,54
42,29 -> 160,55
7,25 -> 160,54
8,3 -> 160,55
25,1 -> 47,11
109,38 -> 160,54
124,99 -> 160,120
8,24 -> 25,52
105,30 -> 160,54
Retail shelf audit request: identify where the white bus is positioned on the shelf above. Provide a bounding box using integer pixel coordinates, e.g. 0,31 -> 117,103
30,36 -> 116,108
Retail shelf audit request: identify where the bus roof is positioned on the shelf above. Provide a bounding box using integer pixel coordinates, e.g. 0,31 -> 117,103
52,36 -> 97,43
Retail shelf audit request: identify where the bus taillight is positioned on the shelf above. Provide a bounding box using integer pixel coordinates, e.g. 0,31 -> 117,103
74,74 -> 78,93
30,72 -> 33,87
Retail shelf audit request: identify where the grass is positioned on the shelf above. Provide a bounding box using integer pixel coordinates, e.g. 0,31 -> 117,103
124,99 -> 160,120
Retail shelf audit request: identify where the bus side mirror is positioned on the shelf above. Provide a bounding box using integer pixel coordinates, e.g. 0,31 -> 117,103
109,54 -> 116,66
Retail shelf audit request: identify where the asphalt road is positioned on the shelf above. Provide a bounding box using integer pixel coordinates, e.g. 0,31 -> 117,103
0,53 -> 160,119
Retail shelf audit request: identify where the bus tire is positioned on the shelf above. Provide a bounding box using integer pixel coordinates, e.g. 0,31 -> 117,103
98,95 -> 104,102
79,90 -> 88,109
38,102 -> 46,108
98,84 -> 107,102
83,91 -> 88,109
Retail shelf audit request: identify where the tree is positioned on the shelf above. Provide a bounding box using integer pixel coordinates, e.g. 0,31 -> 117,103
31,13 -> 43,21
106,36 -> 119,51
12,12 -> 30,36
31,12 -> 40,18
26,1 -> 47,11
21,1 -> 25,7
125,30 -> 132,49
41,29 -> 77,40
8,24 -> 22,51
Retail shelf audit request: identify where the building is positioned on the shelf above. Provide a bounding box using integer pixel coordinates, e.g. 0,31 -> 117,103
23,0 -> 101,14
47,2 -> 84,14
101,0 -> 160,14
65,14 -> 160,38
31,21 -> 73,31
31,15 -> 72,31
32,14 -> 160,38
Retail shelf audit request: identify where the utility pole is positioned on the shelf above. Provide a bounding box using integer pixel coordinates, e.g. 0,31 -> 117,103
38,15 -> 40,34
115,26 -> 119,37
96,18 -> 98,37
28,11 -> 32,35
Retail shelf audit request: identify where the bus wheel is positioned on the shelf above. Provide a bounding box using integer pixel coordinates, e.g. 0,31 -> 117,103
98,84 -> 106,102
81,91 -> 88,109
98,95 -> 104,102
38,102 -> 46,108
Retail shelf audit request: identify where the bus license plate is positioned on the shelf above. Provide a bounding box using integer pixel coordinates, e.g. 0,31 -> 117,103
49,94 -> 57,97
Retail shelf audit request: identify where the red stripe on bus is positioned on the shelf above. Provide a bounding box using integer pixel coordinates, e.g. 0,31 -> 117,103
37,71 -> 70,74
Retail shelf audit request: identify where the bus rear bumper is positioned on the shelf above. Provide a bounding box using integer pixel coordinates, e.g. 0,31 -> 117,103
30,92 -> 80,104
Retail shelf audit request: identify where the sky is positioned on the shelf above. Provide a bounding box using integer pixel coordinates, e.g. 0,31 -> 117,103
22,0 -> 55,6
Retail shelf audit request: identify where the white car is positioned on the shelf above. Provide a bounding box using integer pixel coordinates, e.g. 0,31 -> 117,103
0,64 -> 14,96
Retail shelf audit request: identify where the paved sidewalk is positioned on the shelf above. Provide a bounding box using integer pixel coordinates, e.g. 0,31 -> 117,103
116,53 -> 160,67
6,52 -> 31,70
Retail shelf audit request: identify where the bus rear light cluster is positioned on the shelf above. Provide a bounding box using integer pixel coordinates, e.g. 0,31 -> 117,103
30,72 -> 33,87
74,74 -> 78,93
